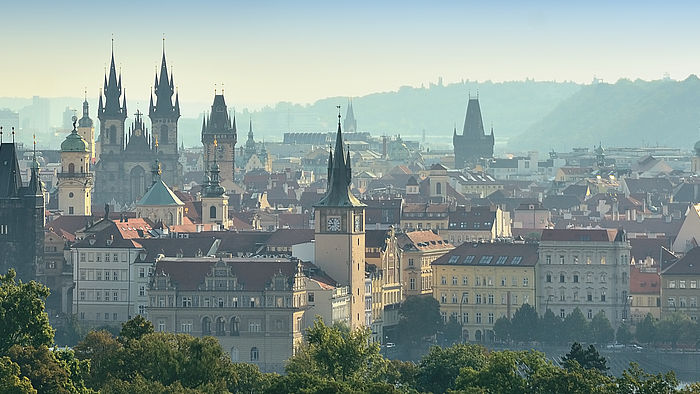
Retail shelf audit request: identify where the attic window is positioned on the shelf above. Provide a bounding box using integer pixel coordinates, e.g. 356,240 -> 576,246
479,256 -> 493,265
512,256 -> 523,265
463,256 -> 475,264
448,256 -> 459,264
495,256 -> 508,265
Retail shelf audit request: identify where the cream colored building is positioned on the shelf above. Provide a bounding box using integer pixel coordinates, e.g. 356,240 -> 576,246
398,230 -> 454,297
442,205 -> 512,245
660,247 -> 700,320
365,228 -> 403,342
432,242 -> 537,342
58,117 -> 93,216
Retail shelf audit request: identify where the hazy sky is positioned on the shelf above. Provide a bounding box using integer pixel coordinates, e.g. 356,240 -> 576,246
2,1 -> 699,114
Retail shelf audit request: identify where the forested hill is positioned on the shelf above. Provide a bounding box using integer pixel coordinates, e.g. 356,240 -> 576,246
509,76 -> 700,151
234,80 -> 581,147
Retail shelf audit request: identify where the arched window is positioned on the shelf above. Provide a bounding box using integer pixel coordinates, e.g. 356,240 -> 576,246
210,206 -> 217,219
160,124 -> 168,144
250,347 -> 259,361
436,182 -> 442,195
215,317 -> 226,336
109,125 -> 116,144
230,316 -> 239,336
230,347 -> 239,362
202,317 -> 211,335
68,163 -> 75,173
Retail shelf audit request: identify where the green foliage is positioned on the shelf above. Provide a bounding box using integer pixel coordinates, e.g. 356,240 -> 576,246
616,363 -> 678,394
563,308 -> 590,343
396,295 -> 442,347
0,269 -> 54,355
442,315 -> 462,345
54,314 -> 87,348
119,315 -> 154,342
656,313 -> 694,349
635,313 -> 657,344
538,309 -> 564,345
616,322 -> 633,345
417,344 -> 486,393
590,311 -> 615,344
0,356 -> 36,394
8,345 -> 94,393
510,303 -> 538,343
493,316 -> 511,343
74,330 -> 122,388
562,342 -> 608,372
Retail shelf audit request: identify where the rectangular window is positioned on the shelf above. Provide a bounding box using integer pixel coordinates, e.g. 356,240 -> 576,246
308,292 -> 315,303
113,271 -> 119,281
79,290 -> 85,301
523,277 -> 529,287
408,258 -> 414,266
441,276 -> 447,285
488,313 -> 494,324
601,291 -> 606,302
559,255 -> 565,264
476,294 -> 482,304
501,277 -> 506,286
452,294 -> 457,303
104,313 -> 109,320
96,271 -> 102,281
80,253 -> 86,262
104,291 -> 109,302
452,276 -> 457,285
138,305 -> 146,315
113,313 -> 118,321
476,313 -> 482,324
588,309 -> 593,319
410,278 -> 416,290
441,293 -> 447,303
546,274 -> 552,283
182,296 -> 192,307
158,321 -> 166,332
139,286 -> 146,297
691,281 -> 697,289
105,253 -> 110,262
680,280 -> 686,289
560,274 -> 565,283
560,309 -> 566,318
96,291 -> 101,301
462,312 -> 468,324
488,294 -> 494,304
668,297 -> 675,307
113,291 -> 118,301
669,280 -> 676,289
80,269 -> 87,280
462,276 -> 468,285
546,255 -> 551,264
573,275 -> 579,283
139,268 -> 145,278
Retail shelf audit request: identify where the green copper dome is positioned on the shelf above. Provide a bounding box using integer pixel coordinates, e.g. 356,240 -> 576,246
61,117 -> 89,152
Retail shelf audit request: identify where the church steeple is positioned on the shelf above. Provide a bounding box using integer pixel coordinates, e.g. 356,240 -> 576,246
315,109 -> 364,208
344,98 -> 357,133
151,41 -> 178,118
98,42 -> 127,120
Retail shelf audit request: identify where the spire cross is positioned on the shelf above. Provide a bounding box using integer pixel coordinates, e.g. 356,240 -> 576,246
11,127 -> 15,143
0,126 -> 3,143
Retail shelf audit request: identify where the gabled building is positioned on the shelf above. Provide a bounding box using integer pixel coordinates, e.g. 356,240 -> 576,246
660,247 -> 700,321
202,93 -> 237,189
398,230 -> 454,297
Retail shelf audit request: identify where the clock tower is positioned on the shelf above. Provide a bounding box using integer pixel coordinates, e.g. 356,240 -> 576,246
314,111 -> 366,329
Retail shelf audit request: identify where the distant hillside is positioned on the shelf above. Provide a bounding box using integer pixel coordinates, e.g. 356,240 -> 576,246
509,76 -> 700,151
240,80 -> 581,150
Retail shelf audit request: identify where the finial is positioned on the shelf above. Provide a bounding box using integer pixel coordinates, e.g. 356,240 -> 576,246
11,127 -> 15,143
0,126 -> 3,143
84,88 -> 87,101
214,138 -> 218,148
72,115 -> 78,132
222,83 -> 224,95
476,89 -> 479,99
111,34 -> 114,53
214,83 -> 217,95
155,137 -> 159,151
162,34 -> 165,52
33,133 -> 36,157
336,105 -> 341,125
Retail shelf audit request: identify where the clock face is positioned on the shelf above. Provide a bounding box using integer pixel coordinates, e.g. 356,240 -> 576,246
354,215 -> 362,232
327,217 -> 341,232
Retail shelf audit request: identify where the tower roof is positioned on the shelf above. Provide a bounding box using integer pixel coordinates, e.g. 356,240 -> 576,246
151,44 -> 179,119
78,96 -> 93,128
98,43 -> 126,120
202,93 -> 236,135
462,97 -> 485,138
315,112 -> 364,208
61,116 -> 89,152
0,141 -> 22,197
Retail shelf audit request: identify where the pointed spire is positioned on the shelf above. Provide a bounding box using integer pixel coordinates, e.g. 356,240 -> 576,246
346,146 -> 352,186
248,118 -> 254,140
327,147 -> 333,182
122,88 -> 127,114
201,114 -> 206,133
174,91 -> 180,116
149,92 -> 154,116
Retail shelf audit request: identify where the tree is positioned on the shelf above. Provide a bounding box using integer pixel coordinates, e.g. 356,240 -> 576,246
454,350 -> 527,393
0,356 -> 35,394
417,343 -> 486,393
635,313 -> 657,345
0,269 -> 54,355
119,315 -> 154,342
562,342 -> 607,372
8,345 -> 93,394
590,311 -> 614,344
301,318 -> 382,382
616,363 -> 678,394
510,304 -> 538,343
616,322 -> 633,345
54,314 -> 87,347
493,316 -> 511,343
657,312 -> 693,349
396,295 -> 442,347
539,309 -> 564,345
563,308 -> 590,343
74,330 -> 122,389
442,315 -> 462,345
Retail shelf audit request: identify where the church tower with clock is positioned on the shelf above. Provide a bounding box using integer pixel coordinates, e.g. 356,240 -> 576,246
314,111 -> 366,329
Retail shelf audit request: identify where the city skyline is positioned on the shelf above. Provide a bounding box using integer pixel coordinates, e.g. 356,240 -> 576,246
2,1 -> 700,110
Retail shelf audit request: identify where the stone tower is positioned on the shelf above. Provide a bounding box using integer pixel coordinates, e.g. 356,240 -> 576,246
201,142 -> 230,229
58,116 -> 93,215
77,95 -> 95,160
202,93 -> 237,189
149,45 -> 181,188
313,111 -> 366,329
453,95 -> 494,168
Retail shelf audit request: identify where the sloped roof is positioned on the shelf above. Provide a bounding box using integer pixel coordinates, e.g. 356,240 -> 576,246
138,179 -> 184,206
432,242 -> 537,267
662,246 -> 700,275
541,228 -> 622,242
397,230 -> 452,251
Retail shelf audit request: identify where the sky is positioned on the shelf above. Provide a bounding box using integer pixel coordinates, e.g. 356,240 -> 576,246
1,1 -> 700,115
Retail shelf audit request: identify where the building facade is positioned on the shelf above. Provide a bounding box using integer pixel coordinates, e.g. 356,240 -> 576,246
202,93 -> 237,189
536,228 -> 631,327
398,230 -> 454,297
432,242 -> 537,342
660,247 -> 700,321
58,117 -> 93,216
